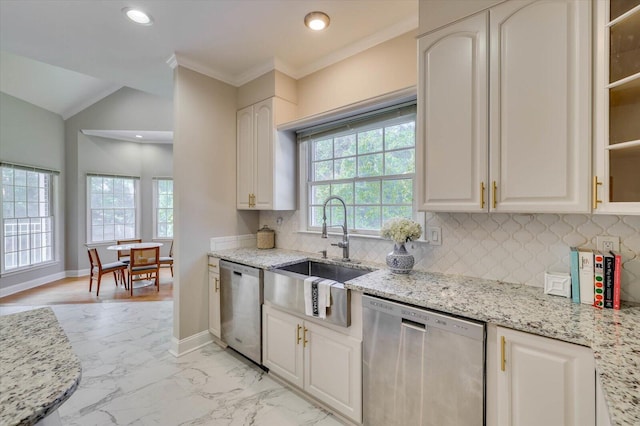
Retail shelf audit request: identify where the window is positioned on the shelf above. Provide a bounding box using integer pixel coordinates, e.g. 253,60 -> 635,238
1,163 -> 57,272
153,178 -> 173,239
303,104 -> 416,234
87,174 -> 138,243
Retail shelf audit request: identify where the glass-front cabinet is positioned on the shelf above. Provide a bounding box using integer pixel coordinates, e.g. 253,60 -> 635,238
594,0 -> 640,214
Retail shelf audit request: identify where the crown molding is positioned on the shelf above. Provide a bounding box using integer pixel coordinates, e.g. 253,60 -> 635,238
292,15 -> 418,79
166,54 -> 178,69
172,53 -> 238,86
168,16 -> 418,87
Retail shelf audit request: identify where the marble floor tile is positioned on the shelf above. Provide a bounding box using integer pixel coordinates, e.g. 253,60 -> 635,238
2,301 -> 343,425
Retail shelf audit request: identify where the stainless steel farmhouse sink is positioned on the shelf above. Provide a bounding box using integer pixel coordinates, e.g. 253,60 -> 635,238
264,260 -> 373,327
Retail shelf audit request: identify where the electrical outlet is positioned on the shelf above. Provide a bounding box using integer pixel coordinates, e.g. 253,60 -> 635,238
596,236 -> 620,252
427,226 -> 442,246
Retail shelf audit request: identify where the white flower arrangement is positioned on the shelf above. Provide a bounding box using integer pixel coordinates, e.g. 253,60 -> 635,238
380,218 -> 422,245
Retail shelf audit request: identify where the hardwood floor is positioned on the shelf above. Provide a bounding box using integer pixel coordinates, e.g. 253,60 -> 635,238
0,268 -> 173,305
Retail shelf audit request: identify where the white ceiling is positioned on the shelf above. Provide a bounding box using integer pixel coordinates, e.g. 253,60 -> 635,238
0,0 -> 418,115
0,50 -> 122,119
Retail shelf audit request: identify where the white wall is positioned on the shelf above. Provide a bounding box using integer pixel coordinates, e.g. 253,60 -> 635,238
77,134 -> 173,264
296,30 -> 417,119
173,66 -> 259,341
64,87 -> 173,272
0,92 -> 65,290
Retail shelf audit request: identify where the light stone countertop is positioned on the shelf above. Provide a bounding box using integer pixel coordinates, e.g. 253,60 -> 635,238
0,307 -> 82,426
209,247 -> 639,426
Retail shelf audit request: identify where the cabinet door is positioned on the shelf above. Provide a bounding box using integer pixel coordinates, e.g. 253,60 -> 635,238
593,0 -> 640,215
304,321 -> 362,423
417,12 -> 489,212
489,0 -> 590,213
496,327 -> 595,426
208,268 -> 221,338
254,99 -> 274,209
262,305 -> 303,388
237,105 -> 254,209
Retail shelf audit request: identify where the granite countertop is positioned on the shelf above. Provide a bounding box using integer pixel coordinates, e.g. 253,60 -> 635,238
0,307 -> 82,426
208,247 -> 381,272
209,247 -> 639,426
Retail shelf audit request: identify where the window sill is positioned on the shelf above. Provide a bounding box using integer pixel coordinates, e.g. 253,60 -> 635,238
1,260 -> 60,277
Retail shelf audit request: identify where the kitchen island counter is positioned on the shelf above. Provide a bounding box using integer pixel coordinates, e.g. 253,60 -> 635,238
0,307 -> 82,426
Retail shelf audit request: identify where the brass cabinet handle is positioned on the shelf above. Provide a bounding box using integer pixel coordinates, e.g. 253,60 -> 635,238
593,176 -> 603,209
297,324 -> 302,345
492,181 -> 497,209
208,263 -> 217,269
303,327 -> 308,347
501,336 -> 506,372
481,182 -> 486,209
214,277 -> 219,292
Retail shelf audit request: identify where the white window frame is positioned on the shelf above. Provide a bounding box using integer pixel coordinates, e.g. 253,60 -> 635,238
86,174 -> 140,244
299,101 -> 418,236
152,177 -> 173,240
1,162 -> 59,274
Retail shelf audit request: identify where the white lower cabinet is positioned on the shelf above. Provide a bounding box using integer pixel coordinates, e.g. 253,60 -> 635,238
489,326 -> 595,426
207,257 -> 221,339
262,305 -> 362,423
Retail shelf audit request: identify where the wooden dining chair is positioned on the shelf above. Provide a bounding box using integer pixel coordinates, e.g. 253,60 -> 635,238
87,248 -> 128,297
114,239 -> 141,287
159,240 -> 174,277
128,246 -> 160,296
116,238 -> 142,263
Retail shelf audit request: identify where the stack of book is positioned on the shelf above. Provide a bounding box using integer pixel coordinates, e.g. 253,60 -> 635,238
570,247 -> 621,309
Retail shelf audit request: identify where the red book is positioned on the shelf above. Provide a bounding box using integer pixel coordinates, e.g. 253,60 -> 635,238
611,251 -> 622,310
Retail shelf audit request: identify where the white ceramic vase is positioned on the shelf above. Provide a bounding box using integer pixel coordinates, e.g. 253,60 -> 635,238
386,243 -> 414,274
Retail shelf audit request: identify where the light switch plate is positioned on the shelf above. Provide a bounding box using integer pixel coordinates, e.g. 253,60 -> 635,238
427,226 -> 442,246
597,236 -> 620,252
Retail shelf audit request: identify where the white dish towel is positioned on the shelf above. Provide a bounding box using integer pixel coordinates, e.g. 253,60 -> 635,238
304,276 -> 335,319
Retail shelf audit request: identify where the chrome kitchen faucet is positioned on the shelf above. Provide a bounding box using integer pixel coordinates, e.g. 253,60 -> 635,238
321,195 -> 351,262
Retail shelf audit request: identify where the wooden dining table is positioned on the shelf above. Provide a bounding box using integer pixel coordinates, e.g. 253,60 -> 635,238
106,242 -> 163,251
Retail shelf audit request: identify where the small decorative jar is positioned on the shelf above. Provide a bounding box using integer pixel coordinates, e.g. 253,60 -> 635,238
386,243 -> 414,274
256,225 -> 275,249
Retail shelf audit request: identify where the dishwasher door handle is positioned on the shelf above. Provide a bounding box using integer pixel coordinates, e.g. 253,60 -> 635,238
401,318 -> 426,332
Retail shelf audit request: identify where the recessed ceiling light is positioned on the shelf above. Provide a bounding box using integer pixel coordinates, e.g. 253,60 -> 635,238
122,7 -> 153,26
135,134 -> 143,138
304,11 -> 330,31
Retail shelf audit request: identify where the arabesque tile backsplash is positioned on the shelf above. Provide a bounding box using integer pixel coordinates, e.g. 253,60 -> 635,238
260,211 -> 640,303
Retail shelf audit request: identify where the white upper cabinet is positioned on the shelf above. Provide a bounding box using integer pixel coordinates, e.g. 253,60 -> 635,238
593,0 -> 640,215
417,12 -> 489,212
489,0 -> 590,213
236,97 -> 297,210
418,0 -> 591,213
237,105 -> 254,209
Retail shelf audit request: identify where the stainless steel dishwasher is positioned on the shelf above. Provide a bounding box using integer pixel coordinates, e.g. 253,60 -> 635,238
363,295 -> 485,426
220,260 -> 263,365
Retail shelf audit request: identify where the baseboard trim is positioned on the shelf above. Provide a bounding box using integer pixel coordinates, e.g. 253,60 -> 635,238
168,330 -> 213,357
66,269 -> 90,277
0,271 -> 67,298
